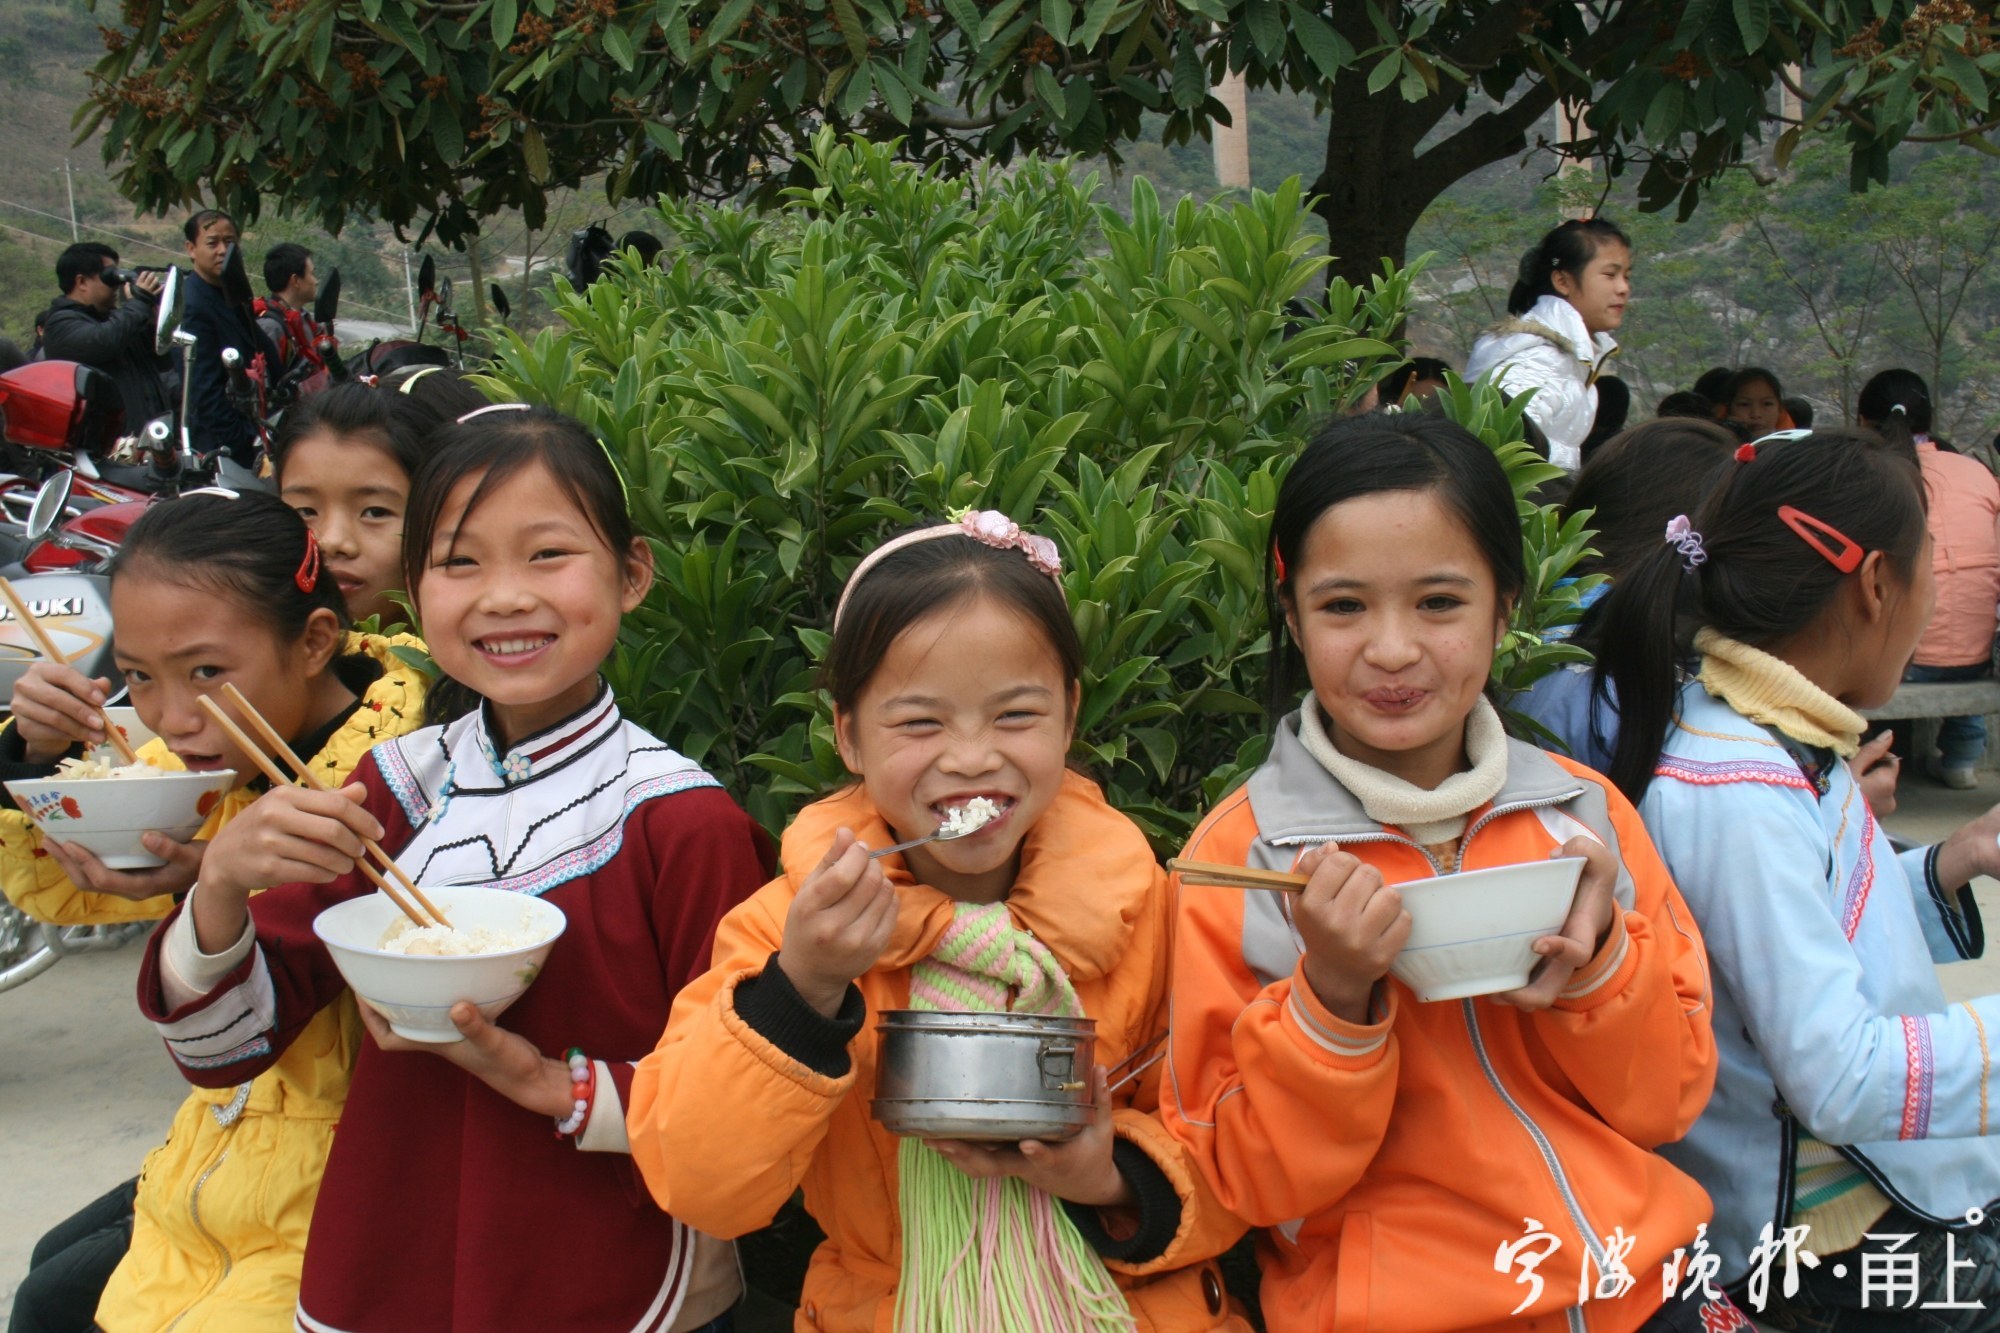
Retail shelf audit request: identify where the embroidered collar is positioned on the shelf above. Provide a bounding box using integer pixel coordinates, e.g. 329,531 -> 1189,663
374,685 -> 716,897
469,681 -> 621,788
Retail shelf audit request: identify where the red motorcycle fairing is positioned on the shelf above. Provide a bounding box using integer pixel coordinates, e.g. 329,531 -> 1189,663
23,501 -> 148,574
0,361 -> 124,454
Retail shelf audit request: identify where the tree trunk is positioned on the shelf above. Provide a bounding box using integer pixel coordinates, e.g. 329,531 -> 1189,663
1314,81 -> 1562,290
465,234 -> 491,326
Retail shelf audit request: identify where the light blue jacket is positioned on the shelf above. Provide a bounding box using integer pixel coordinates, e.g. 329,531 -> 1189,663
1641,680 -> 2000,1280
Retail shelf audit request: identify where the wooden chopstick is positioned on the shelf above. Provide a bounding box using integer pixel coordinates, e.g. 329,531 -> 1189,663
1166,857 -> 1309,894
216,684 -> 450,929
196,695 -> 436,930
0,576 -> 141,766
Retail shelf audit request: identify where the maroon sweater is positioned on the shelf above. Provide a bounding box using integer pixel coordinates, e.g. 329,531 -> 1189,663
141,699 -> 772,1331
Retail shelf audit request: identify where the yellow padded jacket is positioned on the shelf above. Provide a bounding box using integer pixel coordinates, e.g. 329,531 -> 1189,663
0,631 -> 428,1333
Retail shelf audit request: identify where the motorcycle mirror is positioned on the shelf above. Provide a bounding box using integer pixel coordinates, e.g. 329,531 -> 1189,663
25,470 -> 73,545
154,267 -> 183,357
436,276 -> 455,314
221,242 -> 255,311
490,284 -> 511,320
418,254 -> 436,299
315,267 -> 342,329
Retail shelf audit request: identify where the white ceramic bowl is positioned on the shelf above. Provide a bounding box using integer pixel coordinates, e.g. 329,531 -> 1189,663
102,707 -> 157,752
4,768 -> 236,869
313,886 -> 566,1043
1388,856 -> 1586,1002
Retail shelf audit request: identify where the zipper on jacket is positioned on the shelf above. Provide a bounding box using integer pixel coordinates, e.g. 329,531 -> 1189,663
161,1148 -> 233,1333
1465,1001 -> 1604,1333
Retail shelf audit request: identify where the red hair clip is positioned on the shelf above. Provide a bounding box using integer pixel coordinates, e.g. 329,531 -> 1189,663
1272,541 -> 1288,584
295,527 -> 321,593
1778,505 -> 1863,574
1734,443 -> 1757,463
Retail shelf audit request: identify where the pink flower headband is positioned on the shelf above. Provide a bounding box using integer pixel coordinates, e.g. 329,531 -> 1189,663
832,509 -> 1065,631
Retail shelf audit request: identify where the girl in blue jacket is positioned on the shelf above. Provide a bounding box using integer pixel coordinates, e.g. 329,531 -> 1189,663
1593,428 -> 2000,1327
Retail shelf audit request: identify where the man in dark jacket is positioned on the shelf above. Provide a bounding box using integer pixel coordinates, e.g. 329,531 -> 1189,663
40,242 -> 172,426
179,210 -> 279,463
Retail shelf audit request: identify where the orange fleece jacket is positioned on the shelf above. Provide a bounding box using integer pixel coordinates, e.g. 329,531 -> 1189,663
1160,747 -> 1717,1333
629,771 -> 1252,1332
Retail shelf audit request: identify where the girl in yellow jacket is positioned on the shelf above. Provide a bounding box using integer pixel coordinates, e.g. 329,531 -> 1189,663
1160,414 -> 1734,1333
629,512 -> 1251,1332
3,491 -> 428,1333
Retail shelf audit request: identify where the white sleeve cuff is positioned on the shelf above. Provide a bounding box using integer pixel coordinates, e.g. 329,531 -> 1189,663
574,1060 -> 630,1154
159,889 -> 255,1008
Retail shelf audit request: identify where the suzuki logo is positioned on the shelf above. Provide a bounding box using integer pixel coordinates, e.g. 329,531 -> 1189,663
0,598 -> 84,621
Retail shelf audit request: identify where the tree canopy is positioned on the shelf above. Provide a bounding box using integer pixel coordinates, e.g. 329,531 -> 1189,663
86,0 -> 2000,280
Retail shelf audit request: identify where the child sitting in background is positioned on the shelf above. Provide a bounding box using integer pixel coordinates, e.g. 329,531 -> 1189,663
1859,367 -> 2000,790
270,368 -> 485,627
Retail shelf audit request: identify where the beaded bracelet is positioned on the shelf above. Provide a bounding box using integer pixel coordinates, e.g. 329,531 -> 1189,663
553,1047 -> 595,1140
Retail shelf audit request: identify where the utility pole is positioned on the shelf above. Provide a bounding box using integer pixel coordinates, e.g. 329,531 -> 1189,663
403,250 -> 417,330
57,161 -> 77,240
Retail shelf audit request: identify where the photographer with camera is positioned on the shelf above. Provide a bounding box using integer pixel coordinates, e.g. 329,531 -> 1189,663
40,242 -> 173,424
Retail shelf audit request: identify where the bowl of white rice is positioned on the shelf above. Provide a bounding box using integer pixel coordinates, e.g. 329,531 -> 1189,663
313,885 -> 566,1043
4,756 -> 237,868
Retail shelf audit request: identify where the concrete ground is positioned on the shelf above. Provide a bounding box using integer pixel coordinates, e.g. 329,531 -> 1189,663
5,778 -> 2000,1327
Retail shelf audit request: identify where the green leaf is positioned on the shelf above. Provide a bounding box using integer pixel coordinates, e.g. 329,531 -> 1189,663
1243,0 -> 1284,63
491,0 -> 519,48
830,0 -> 870,64
602,23 -> 636,71
1042,0 -> 1073,46
644,120 -> 683,159
1171,37 -> 1205,110
1365,51 -> 1401,95
1733,0 -> 1770,51
520,121 -> 549,180
1075,0 -> 1120,48
1288,7 -> 1354,81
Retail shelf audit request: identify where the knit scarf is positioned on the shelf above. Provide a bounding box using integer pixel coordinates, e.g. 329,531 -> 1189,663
894,902 -> 1135,1333
1695,628 -> 1866,757
1297,695 -> 1510,846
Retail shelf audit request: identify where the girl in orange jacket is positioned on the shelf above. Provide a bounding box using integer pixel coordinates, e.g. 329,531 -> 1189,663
1159,413 -> 1735,1333
629,512 -> 1251,1332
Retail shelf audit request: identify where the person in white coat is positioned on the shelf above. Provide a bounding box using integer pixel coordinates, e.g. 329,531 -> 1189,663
1463,217 -> 1632,472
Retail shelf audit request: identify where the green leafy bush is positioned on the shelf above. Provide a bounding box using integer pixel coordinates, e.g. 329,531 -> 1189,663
479,132 -> 1587,847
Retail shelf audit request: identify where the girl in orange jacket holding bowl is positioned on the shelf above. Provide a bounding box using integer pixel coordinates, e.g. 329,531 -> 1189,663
1160,413 -> 1737,1333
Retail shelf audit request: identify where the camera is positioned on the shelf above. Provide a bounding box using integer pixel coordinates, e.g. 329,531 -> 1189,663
102,265 -> 165,290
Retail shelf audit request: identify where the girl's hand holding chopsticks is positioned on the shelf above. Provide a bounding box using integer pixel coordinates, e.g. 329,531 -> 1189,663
9,661 -> 119,764
189,781 -> 383,955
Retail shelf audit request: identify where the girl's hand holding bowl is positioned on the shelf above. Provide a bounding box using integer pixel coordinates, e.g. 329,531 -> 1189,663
11,662 -> 114,764
1294,844 -> 1411,1025
926,1064 -> 1134,1209
357,998 -> 577,1118
44,832 -> 203,902
1492,834 -> 1620,1013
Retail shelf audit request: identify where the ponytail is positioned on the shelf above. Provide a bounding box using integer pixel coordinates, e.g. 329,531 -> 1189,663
1591,430 -> 1927,801
1506,216 -> 1631,316
1857,367 -> 1932,463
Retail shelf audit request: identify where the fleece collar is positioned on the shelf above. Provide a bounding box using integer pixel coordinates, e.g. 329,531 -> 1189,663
1247,705 -> 1586,846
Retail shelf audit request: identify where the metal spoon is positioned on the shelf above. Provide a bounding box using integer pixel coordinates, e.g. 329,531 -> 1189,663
868,809 -> 997,859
